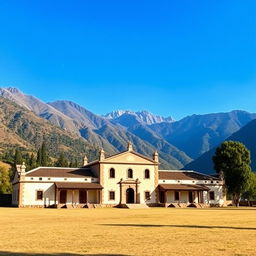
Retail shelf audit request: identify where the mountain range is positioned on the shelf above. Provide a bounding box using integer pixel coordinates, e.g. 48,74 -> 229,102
0,96 -> 98,163
1,87 -> 256,172
185,118 -> 256,174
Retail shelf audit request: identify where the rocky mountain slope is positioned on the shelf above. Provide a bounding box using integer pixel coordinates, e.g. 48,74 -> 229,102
149,111 -> 256,159
1,87 -> 256,171
104,110 -> 174,124
49,100 -> 190,169
184,119 -> 256,174
0,88 -> 191,169
0,97 -> 98,163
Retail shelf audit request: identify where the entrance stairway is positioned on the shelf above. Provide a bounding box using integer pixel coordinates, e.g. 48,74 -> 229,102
121,204 -> 149,209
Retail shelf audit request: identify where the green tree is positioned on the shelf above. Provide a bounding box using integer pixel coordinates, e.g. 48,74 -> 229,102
55,152 -> 69,167
36,147 -> 42,166
41,141 -> 49,166
29,153 -> 37,170
213,141 -> 252,206
243,172 -> 256,201
69,159 -> 79,168
14,149 -> 23,165
0,162 -> 12,194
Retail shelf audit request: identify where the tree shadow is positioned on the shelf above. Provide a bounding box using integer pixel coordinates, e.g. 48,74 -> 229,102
0,253 -> 129,256
101,224 -> 256,231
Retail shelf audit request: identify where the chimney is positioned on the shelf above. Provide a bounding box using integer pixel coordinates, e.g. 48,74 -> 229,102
99,148 -> 105,161
127,141 -> 133,151
153,151 -> 159,163
83,155 -> 88,166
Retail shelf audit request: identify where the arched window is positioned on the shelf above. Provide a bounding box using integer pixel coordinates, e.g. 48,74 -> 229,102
145,169 -> 150,179
109,168 -> 115,178
127,168 -> 133,179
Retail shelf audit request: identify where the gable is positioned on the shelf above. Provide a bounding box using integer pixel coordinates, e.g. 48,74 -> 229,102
103,151 -> 156,165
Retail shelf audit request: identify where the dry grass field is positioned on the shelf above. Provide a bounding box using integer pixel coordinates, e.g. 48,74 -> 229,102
0,207 -> 255,256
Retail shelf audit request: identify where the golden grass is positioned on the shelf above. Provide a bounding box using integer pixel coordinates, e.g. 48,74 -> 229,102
0,207 -> 255,256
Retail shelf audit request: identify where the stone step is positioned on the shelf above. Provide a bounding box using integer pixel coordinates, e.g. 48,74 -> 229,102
124,204 -> 149,209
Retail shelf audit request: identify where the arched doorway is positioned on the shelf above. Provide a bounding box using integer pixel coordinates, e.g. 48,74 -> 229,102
126,188 -> 135,204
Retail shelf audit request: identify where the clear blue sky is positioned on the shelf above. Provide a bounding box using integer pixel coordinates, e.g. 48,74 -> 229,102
0,1 -> 255,120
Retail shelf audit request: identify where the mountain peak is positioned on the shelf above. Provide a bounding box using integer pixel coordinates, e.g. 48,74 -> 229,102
0,87 -> 22,94
104,110 -> 174,125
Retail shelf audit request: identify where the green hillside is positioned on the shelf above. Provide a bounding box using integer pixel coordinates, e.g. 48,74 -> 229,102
0,97 -> 98,164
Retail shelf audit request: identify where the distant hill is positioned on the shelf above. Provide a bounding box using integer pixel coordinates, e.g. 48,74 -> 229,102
185,119 -> 256,174
150,111 -> 256,159
0,97 -> 98,163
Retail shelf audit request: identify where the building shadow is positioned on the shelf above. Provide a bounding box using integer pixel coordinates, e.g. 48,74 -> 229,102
0,252 -> 129,256
101,224 -> 256,231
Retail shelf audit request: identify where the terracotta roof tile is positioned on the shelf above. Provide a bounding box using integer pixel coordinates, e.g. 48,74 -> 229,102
55,182 -> 102,189
26,167 -> 96,178
159,171 -> 218,181
159,184 -> 210,191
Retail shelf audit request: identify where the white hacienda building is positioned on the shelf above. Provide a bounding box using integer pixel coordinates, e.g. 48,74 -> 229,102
12,142 -> 226,208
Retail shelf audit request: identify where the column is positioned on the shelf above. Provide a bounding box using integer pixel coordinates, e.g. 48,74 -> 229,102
72,190 -> 74,205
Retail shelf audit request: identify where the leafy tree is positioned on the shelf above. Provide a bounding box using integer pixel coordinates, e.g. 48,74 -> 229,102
41,141 -> 49,166
69,159 -> 79,168
36,141 -> 49,166
36,147 -> 42,166
243,172 -> 256,200
14,149 -> 23,165
213,141 -> 252,206
29,153 -> 37,170
55,152 -> 69,167
0,162 -> 12,194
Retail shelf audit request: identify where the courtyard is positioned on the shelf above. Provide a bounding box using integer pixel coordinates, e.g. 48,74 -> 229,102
0,207 -> 255,256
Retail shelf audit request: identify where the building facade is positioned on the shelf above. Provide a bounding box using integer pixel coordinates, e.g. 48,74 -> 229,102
12,142 -> 225,208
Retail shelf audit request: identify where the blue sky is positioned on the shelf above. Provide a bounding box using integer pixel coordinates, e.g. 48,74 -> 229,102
0,1 -> 255,120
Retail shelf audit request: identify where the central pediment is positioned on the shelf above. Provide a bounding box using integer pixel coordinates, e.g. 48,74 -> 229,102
102,151 -> 157,165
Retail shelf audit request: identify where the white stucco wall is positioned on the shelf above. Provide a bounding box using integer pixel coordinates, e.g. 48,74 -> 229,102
102,163 -> 157,205
22,182 -> 55,207
159,178 -> 224,205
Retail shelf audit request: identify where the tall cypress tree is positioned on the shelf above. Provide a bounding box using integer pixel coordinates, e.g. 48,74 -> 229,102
36,147 -> 42,166
29,153 -> 37,170
14,149 -> 23,165
55,152 -> 69,167
41,141 -> 48,166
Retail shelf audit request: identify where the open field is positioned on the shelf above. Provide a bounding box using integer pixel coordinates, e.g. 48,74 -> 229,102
0,208 -> 255,256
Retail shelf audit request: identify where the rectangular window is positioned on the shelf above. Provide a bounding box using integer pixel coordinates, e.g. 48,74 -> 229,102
209,191 -> 215,200
109,191 -> 115,201
174,191 -> 180,201
145,191 -> 150,200
36,190 -> 43,200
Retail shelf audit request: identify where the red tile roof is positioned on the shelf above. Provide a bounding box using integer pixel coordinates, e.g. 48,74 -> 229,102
159,171 -> 218,181
26,167 -> 96,178
55,182 -> 102,190
159,184 -> 210,191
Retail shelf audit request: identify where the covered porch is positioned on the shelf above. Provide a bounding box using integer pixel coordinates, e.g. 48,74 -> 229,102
54,182 -> 103,208
158,184 -> 210,207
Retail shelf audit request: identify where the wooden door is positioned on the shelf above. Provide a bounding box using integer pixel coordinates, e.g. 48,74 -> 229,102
60,190 -> 67,204
79,190 -> 87,204
160,191 -> 165,203
189,191 -> 193,203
